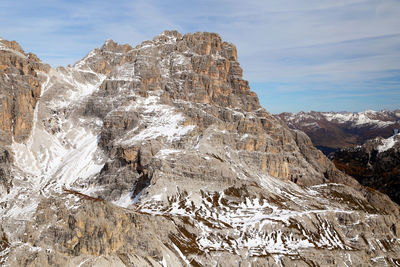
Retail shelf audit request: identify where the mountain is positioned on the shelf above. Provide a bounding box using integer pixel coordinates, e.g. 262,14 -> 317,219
1,31 -> 399,266
277,110 -> 400,154
278,110 -> 400,206
331,133 -> 400,205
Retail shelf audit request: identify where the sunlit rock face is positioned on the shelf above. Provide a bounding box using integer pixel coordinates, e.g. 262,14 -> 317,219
0,31 -> 399,266
0,38 -> 50,193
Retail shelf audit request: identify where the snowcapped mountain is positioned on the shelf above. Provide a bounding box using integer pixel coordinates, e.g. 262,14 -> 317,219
323,110 -> 399,128
0,31 -> 399,266
281,110 -> 399,128
277,110 -> 400,153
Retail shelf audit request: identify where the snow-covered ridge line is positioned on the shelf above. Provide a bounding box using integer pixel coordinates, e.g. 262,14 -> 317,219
283,109 -> 399,128
73,49 -> 98,70
0,42 -> 27,59
50,67 -> 106,108
323,111 -> 396,128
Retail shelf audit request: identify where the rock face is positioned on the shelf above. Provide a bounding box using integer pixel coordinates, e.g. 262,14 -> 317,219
277,110 -> 400,154
332,133 -> 400,205
0,39 -> 49,192
0,39 -> 49,144
0,31 -> 399,266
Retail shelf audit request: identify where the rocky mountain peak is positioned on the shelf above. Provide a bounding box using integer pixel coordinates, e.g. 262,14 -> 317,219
75,31 -> 259,113
1,32 -> 399,266
152,30 -> 181,43
0,39 -> 25,54
101,39 -> 133,53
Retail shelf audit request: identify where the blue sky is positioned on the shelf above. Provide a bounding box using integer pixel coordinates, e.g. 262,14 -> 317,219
1,0 -> 399,113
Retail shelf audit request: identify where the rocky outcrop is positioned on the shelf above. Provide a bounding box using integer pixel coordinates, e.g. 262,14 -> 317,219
0,39 -> 49,144
0,39 -> 49,193
0,32 -> 399,266
332,134 -> 400,205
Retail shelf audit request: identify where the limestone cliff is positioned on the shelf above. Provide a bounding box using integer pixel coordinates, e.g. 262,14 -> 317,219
0,39 -> 49,192
0,39 -> 49,143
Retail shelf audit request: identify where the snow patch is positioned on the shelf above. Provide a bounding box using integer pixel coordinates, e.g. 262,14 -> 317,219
108,63 -> 139,82
173,54 -> 190,66
4,64 -> 106,221
117,93 -> 195,145
155,148 -> 182,159
139,188 -> 351,256
113,192 -> 134,208
11,116 -> 104,193
377,134 -> 398,153
51,68 -> 106,108
0,43 -> 27,59
74,49 -> 98,70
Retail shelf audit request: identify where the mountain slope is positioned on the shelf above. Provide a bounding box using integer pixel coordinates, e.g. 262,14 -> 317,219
332,133 -> 400,205
0,31 -> 399,266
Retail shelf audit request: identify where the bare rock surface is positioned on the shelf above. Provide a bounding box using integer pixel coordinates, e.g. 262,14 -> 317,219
0,31 -> 399,266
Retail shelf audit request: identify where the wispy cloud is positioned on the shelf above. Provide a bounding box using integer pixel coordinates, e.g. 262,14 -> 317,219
1,0 -> 399,112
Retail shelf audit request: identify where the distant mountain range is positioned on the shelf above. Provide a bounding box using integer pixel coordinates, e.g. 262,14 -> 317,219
278,110 -> 400,205
277,110 -> 400,154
